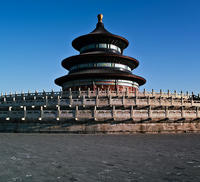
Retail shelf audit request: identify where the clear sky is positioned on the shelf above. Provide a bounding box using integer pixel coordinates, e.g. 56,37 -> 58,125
0,0 -> 200,94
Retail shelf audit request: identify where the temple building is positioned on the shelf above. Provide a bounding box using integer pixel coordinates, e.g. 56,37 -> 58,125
0,14 -> 200,133
55,14 -> 146,92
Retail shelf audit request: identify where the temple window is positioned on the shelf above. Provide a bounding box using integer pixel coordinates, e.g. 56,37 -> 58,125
69,62 -> 131,72
80,43 -> 121,53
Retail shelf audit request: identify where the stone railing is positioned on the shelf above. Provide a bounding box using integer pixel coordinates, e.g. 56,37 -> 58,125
0,89 -> 200,123
0,106 -> 199,122
0,89 -> 198,100
0,89 -> 200,108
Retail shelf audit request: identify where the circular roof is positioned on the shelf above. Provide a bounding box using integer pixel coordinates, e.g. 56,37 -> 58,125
72,15 -> 129,51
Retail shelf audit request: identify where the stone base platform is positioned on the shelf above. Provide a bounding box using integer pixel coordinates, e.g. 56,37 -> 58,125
0,122 -> 200,133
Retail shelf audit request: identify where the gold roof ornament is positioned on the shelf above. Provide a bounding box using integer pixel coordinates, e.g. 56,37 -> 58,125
97,14 -> 103,23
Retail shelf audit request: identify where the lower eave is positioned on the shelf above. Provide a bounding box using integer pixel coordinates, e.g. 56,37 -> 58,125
55,73 -> 146,86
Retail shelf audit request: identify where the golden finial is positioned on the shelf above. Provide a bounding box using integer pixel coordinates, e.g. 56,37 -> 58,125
97,14 -> 103,23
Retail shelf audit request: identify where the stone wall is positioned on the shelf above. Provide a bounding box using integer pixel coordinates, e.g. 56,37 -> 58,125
0,122 -> 200,134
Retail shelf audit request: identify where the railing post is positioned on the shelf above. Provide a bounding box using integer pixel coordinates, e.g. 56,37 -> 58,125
93,106 -> 97,121
122,95 -> 126,106
147,96 -> 150,105
168,90 -> 170,97
148,106 -> 152,118
43,90 -> 46,97
116,87 -> 119,96
112,105 -> 116,120
13,95 -> 16,102
6,106 -> 12,120
143,88 -> 146,96
24,106 -> 26,119
171,96 -> 173,106
181,95 -> 183,105
56,105 -> 60,121
51,89 -> 54,96
181,91 -> 183,97
22,91 -> 25,101
109,95 -> 112,107
135,91 -> 137,105
96,95 -> 99,107
60,90 -> 63,98
181,107 -> 185,118
69,88 -> 72,97
82,95 -> 86,107
160,89 -> 162,97
35,90 -> 38,96
75,106 -> 79,121
196,107 -> 199,118
9,106 -> 12,111
57,95 -> 60,106
165,106 -> 168,118
107,88 -> 110,97
125,87 -> 128,97
87,87 -> 90,98
3,96 -> 6,103
130,105 -> 134,120
191,95 -> 193,106
21,106 -> 26,121
174,90 -> 177,98
159,96 -> 162,105
45,96 -> 48,107
21,91 -> 25,101
78,87 -> 81,98
39,106 -> 43,121
69,95 -> 72,107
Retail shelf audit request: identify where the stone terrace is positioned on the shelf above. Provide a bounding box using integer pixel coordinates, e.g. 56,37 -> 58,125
0,89 -> 200,123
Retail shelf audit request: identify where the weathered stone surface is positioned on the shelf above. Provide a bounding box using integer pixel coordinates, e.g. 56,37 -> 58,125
0,133 -> 200,182
0,122 -> 200,133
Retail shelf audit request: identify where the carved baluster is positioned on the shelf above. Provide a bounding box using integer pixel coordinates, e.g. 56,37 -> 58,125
112,105 -> 116,120
165,106 -> 168,118
75,106 -> 79,121
96,95 -> 99,107
130,105 -> 134,120
148,106 -> 152,118
196,107 -> 199,118
56,105 -> 60,121
93,106 -> 97,121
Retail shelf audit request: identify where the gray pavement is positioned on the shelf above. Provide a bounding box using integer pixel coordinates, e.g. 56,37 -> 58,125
0,133 -> 200,182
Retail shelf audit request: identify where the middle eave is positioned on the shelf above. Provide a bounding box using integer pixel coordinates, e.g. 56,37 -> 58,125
61,52 -> 139,70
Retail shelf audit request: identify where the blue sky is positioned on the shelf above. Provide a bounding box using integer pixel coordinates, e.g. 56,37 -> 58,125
0,0 -> 200,94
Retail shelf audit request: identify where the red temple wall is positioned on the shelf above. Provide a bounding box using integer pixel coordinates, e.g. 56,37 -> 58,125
63,85 -> 138,92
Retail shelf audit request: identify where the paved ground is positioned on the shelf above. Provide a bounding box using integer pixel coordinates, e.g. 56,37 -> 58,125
0,133 -> 200,182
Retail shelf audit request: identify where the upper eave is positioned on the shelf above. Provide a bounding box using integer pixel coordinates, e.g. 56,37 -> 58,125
72,22 -> 129,51
72,33 -> 129,51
